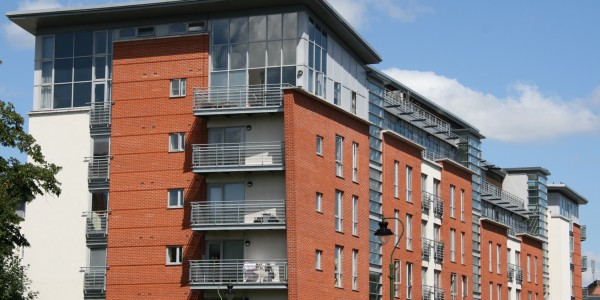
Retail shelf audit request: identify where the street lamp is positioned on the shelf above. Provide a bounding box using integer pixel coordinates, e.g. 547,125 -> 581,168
217,282 -> 235,300
374,216 -> 404,300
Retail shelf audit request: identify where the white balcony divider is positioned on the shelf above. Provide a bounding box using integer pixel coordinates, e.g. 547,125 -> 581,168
194,84 -> 289,112
189,259 -> 288,285
81,266 -> 107,293
192,142 -> 284,170
191,200 -> 285,227
83,211 -> 109,236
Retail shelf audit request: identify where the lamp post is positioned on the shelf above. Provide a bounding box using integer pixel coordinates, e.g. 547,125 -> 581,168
374,216 -> 404,300
217,282 -> 235,300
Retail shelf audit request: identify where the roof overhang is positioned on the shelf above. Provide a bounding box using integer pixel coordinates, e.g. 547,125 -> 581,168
6,0 -> 382,64
547,183 -> 588,205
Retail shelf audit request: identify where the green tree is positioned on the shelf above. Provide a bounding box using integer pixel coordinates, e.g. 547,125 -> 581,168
0,100 -> 61,299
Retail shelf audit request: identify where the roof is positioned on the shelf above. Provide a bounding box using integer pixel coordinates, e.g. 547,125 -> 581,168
547,183 -> 589,205
503,167 -> 551,176
6,0 -> 381,64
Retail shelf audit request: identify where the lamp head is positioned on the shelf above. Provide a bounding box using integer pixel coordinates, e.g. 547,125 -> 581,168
374,221 -> 394,245
225,283 -> 235,300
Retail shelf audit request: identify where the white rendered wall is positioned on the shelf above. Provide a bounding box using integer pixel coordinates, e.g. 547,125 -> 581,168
548,213 -> 571,300
503,174 -> 529,204
22,110 -> 90,300
420,159 -> 442,286
507,237 -> 522,298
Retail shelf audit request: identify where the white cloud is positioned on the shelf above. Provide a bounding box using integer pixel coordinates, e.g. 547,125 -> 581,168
382,68 -> 600,143
327,0 -> 430,29
3,0 -> 62,49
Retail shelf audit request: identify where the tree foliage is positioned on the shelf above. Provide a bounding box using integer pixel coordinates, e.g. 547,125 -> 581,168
0,100 -> 61,299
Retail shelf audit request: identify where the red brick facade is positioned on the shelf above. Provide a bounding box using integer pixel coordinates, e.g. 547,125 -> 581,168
480,220 -> 509,299
283,90 -> 371,299
519,234 -> 544,299
573,224 -> 583,300
108,35 -> 208,300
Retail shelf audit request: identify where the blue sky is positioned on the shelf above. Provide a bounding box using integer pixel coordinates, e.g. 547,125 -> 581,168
2,0 -> 600,285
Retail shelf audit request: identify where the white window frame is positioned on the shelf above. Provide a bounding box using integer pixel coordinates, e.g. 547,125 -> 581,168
170,78 -> 186,97
461,232 -> 465,264
335,246 -> 343,288
352,249 -> 358,290
352,142 -> 358,182
489,242 -> 493,272
450,185 -> 455,218
167,189 -> 184,208
405,166 -> 412,202
498,284 -> 502,300
462,275 -> 468,300
451,273 -> 458,300
334,81 -> 341,105
489,283 -> 493,300
406,262 -> 413,299
460,189 -> 465,221
316,250 -> 322,270
335,135 -> 343,177
316,192 -> 323,213
534,256 -> 538,284
497,244 -> 501,274
393,161 -> 399,198
352,196 -> 358,236
527,254 -> 531,282
450,229 -> 456,262
166,246 -> 183,265
406,214 -> 412,250
335,190 -> 343,232
316,135 -> 323,156
394,260 -> 401,297
169,132 -> 185,152
394,210 -> 399,246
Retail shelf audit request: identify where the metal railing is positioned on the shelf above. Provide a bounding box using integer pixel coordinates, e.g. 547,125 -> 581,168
480,181 -> 528,215
192,142 -> 284,171
434,287 -> 446,300
87,156 -> 110,181
194,84 -> 289,112
89,102 -> 111,129
434,240 -> 444,264
422,238 -> 433,261
423,285 -> 433,300
191,200 -> 285,228
422,192 -> 432,214
189,259 -> 287,285
81,266 -> 107,294
508,263 -> 524,284
422,191 -> 444,218
83,211 -> 108,236
582,256 -> 588,272
581,225 -> 587,241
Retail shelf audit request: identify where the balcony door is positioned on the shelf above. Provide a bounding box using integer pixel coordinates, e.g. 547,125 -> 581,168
208,127 -> 246,166
208,183 -> 245,224
208,127 -> 245,144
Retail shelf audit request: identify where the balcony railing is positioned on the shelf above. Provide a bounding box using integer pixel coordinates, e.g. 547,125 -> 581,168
422,192 -> 432,214
191,200 -> 285,230
83,211 -> 108,238
434,240 -> 444,264
581,225 -> 587,241
194,84 -> 288,115
425,192 -> 444,218
423,285 -> 433,300
192,142 -> 284,172
583,256 -> 588,272
189,259 -> 287,288
87,156 -> 110,181
481,181 -> 528,216
507,263 -> 524,284
422,238 -> 433,261
81,266 -> 107,294
89,101 -> 111,130
434,287 -> 446,300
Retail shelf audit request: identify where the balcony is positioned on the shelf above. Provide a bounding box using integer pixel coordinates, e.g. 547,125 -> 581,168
83,211 -> 108,244
422,238 -> 433,261
434,240 -> 444,264
189,259 -> 287,289
191,200 -> 285,230
193,84 -> 287,116
425,192 -> 444,218
87,156 -> 110,190
434,287 -> 446,300
581,225 -> 587,241
508,263 -> 524,284
423,285 -> 433,300
583,256 -> 588,272
480,181 -> 529,216
81,266 -> 107,296
192,142 -> 284,173
422,192 -> 432,214
89,102 -> 111,134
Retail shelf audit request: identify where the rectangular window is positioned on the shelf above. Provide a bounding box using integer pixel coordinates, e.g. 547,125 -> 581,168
488,242 -> 493,272
517,290 -> 521,300
394,210 -> 399,246
351,91 -> 357,114
528,292 -> 532,300
527,255 -> 531,282
460,189 -> 465,221
450,229 -> 456,262
497,244 -> 501,274
168,189 -> 184,208
509,288 -> 512,300
393,161 -> 399,198
450,185 -> 455,218
352,249 -> 358,290
316,135 -> 323,155
166,246 -> 182,265
352,196 -> 358,235
334,82 -> 341,105
489,283 -> 493,300
406,262 -> 413,299
137,26 -> 155,36
352,142 -> 358,182
170,78 -> 186,97
405,166 -> 413,202
169,133 -> 185,152
534,256 -> 538,284
406,214 -> 412,250
497,284 -> 502,300
316,250 -> 322,270
461,232 -> 465,264
451,273 -> 458,300
335,246 -> 343,287
316,192 -> 322,212
335,190 -> 343,232
335,135 -> 343,177
462,275 -> 468,300
394,260 -> 401,297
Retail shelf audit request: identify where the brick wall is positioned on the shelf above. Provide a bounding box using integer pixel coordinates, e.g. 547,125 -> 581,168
283,89 -> 371,300
107,35 -> 208,300
573,224 -> 583,300
480,220 -> 509,299
519,234 -> 544,299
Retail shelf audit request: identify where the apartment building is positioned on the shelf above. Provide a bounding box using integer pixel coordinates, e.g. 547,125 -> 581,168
7,0 -> 588,299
